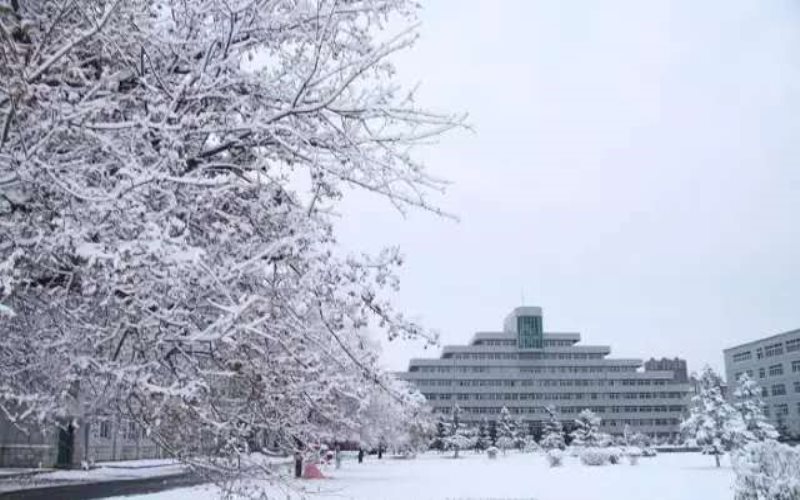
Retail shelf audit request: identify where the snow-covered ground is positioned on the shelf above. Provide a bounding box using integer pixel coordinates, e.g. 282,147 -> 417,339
103,451 -> 735,500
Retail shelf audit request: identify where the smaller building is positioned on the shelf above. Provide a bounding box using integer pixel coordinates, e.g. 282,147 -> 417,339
0,413 -> 161,468
723,328 -> 800,438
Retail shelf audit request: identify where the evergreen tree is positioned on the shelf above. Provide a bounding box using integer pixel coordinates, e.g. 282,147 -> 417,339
681,366 -> 747,467
443,406 -> 472,458
430,414 -> 449,451
496,406 -> 516,453
541,405 -> 566,451
570,409 -> 607,447
477,417 -> 491,451
513,417 -> 527,450
733,373 -> 778,444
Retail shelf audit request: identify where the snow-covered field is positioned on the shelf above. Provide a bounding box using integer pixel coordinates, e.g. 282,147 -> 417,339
105,451 -> 735,500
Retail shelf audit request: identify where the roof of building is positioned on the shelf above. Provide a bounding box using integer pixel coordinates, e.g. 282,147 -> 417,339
722,328 -> 800,353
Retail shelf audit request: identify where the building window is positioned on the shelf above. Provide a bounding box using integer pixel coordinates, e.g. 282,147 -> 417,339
757,348 -> 764,360
759,367 -> 766,379
794,381 -> 800,394
775,404 -> 789,417
732,351 -> 752,363
765,343 -> 784,357
786,338 -> 800,353
792,360 -> 800,373
99,421 -> 110,439
517,315 -> 543,349
126,421 -> 138,440
771,384 -> 786,396
769,364 -> 784,377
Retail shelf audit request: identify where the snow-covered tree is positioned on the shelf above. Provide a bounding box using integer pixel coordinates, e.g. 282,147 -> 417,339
681,366 -> 747,467
733,441 -> 800,500
540,405 -> 566,451
733,373 -> 778,444
0,0 -> 462,484
513,417 -> 527,450
443,406 -> 472,458
570,409 -> 607,448
476,417 -> 491,451
496,406 -> 515,453
358,380 -> 433,457
431,414 -> 449,451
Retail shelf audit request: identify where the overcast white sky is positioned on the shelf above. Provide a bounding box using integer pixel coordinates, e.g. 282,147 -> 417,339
336,0 -> 800,376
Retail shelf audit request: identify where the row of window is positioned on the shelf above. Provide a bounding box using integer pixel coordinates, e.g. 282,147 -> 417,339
740,359 -> 800,380
474,339 -> 577,347
415,378 -> 679,388
95,420 -> 145,441
732,337 -> 800,363
423,391 -> 687,402
412,365 -> 639,374
765,382 -> 800,397
448,352 -> 606,361
763,402 -> 800,418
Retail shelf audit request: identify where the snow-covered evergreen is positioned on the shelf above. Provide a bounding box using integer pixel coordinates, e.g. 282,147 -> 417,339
496,406 -> 516,453
732,373 -> 778,444
681,366 -> 747,467
476,417 -> 492,451
570,409 -> 607,448
540,405 -> 566,451
443,406 -> 472,458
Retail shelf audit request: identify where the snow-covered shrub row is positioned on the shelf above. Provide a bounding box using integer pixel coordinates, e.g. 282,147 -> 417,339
733,441 -> 800,500
546,449 -> 564,467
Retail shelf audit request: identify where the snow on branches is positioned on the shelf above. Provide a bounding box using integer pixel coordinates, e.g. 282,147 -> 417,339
681,366 -> 747,467
0,0 -> 461,478
732,372 -> 778,444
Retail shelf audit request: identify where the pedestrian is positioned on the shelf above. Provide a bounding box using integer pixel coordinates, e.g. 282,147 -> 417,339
358,448 -> 364,464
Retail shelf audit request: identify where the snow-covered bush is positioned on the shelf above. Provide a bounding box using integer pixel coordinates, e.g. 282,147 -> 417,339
625,446 -> 643,465
496,436 -> 515,454
605,447 -> 623,465
546,449 -> 564,467
642,447 -> 657,457
580,447 -> 610,466
522,436 -> 541,454
487,447 -> 499,459
733,441 -> 800,500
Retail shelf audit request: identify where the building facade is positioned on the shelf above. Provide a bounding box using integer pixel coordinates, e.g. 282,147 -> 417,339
0,414 -> 161,468
723,328 -> 800,438
398,307 -> 692,440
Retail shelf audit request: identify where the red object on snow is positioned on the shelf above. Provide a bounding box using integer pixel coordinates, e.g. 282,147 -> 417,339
303,463 -> 325,479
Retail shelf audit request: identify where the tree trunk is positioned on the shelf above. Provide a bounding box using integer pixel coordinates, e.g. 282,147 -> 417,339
714,453 -> 720,468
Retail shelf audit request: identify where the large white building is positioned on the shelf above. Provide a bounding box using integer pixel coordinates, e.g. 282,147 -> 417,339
398,307 -> 692,440
723,328 -> 800,438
